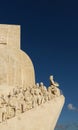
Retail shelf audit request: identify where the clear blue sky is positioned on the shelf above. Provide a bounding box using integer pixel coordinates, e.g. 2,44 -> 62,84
0,0 -> 78,129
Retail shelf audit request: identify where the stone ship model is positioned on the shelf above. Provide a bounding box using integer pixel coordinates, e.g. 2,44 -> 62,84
0,24 -> 65,130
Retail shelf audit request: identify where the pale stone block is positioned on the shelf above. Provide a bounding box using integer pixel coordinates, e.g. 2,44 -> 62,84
0,24 -> 20,49
0,24 -> 35,92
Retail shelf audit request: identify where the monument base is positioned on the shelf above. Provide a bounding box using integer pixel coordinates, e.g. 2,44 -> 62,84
0,95 -> 65,130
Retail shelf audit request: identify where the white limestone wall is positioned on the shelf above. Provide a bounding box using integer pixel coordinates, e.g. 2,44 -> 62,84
0,47 -> 35,90
0,24 -> 35,90
0,24 -> 20,49
0,95 -> 65,130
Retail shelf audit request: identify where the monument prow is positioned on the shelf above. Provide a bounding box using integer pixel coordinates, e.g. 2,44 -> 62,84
0,24 -> 65,130
0,95 -> 65,130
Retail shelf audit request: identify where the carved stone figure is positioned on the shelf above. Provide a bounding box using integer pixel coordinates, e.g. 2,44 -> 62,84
1,105 -> 7,122
36,83 -> 39,88
49,75 -> 59,87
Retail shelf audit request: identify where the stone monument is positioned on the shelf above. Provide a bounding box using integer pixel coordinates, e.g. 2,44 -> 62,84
0,24 -> 65,130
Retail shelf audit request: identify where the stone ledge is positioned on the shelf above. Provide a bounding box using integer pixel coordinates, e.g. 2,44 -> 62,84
0,95 -> 65,130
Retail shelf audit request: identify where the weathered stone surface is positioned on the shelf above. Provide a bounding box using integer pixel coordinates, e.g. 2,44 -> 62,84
0,95 -> 65,130
0,80 -> 62,122
0,24 -> 35,93
0,24 -> 20,49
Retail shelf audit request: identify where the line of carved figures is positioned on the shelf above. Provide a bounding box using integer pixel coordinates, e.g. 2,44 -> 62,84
0,75 -> 61,123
